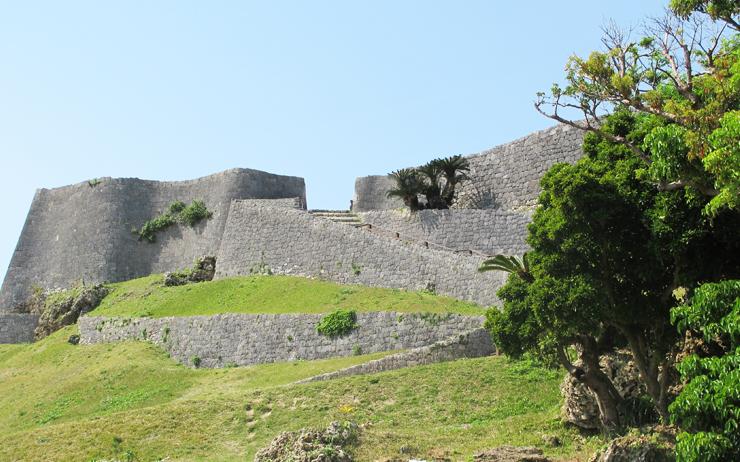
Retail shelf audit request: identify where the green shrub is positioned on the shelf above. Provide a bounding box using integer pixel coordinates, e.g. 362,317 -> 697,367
670,280 -> 740,462
190,356 -> 202,368
168,201 -> 186,215
317,310 -> 359,338
136,200 -> 212,242
177,200 -> 211,226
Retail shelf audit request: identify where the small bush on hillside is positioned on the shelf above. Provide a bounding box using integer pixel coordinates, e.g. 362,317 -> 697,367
317,310 -> 359,338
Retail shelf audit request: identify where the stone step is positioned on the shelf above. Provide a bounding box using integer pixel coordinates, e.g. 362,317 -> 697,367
309,210 -> 363,226
308,209 -> 352,214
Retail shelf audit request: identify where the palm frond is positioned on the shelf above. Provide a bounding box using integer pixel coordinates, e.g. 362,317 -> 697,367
479,254 -> 533,282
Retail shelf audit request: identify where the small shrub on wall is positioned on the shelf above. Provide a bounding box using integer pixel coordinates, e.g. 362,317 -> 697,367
317,310 -> 359,338
136,200 -> 213,242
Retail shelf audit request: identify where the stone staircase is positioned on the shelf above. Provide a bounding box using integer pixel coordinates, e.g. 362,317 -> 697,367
308,210 -> 363,227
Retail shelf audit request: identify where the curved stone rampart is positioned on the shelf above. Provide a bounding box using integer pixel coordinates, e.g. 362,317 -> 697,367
215,203 -> 506,306
0,169 -> 306,312
79,312 -> 486,368
353,123 -> 584,212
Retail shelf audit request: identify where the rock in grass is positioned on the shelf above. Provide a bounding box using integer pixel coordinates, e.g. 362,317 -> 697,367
473,446 -> 551,462
589,431 -> 675,462
33,284 -> 109,340
255,421 -> 359,462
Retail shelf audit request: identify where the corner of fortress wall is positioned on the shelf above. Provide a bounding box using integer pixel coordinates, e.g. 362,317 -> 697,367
0,169 -> 306,342
353,123 -> 585,212
215,202 -> 506,306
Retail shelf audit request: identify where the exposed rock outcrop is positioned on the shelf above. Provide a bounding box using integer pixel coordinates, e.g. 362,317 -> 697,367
561,350 -> 645,430
33,284 -> 109,339
164,256 -> 216,286
255,421 -> 359,462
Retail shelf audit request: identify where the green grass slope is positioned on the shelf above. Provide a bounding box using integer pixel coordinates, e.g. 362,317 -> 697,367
90,274 -> 485,318
0,327 -> 602,461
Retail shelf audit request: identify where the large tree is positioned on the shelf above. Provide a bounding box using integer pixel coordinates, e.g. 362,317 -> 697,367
483,3 -> 740,432
485,111 -> 740,430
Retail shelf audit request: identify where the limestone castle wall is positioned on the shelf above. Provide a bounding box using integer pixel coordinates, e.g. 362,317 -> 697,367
357,209 -> 533,256
215,202 -> 507,307
0,168 -> 306,313
352,123 -> 584,212
79,312 -> 486,368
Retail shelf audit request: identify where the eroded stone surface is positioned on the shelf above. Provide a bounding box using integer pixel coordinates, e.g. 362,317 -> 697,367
255,421 -> 359,462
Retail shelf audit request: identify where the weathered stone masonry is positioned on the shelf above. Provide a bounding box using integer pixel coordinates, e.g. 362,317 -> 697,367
358,209 -> 533,256
0,168 -> 306,313
0,314 -> 38,343
2,123 -> 586,344
215,203 -> 507,307
79,312 -> 486,368
298,328 -> 494,383
352,124 -> 584,212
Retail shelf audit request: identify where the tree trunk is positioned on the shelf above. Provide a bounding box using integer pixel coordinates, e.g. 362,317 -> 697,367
622,330 -> 671,423
557,342 -> 624,433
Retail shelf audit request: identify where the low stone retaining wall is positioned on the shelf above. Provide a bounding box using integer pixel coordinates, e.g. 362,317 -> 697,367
297,328 -> 494,383
0,313 -> 38,343
79,312 -> 485,368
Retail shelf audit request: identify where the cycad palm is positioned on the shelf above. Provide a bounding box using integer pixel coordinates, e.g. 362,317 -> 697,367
417,162 -> 446,209
436,155 -> 470,205
387,168 -> 423,211
479,254 -> 533,282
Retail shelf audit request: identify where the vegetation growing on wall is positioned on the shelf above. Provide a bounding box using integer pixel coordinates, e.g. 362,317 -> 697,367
316,309 -> 359,337
386,155 -> 470,211
136,200 -> 212,242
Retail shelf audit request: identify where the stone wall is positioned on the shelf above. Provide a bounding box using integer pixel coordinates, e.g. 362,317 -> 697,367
79,312 -> 485,368
0,314 -> 39,343
215,202 -> 507,306
353,123 -> 584,212
298,328 -> 494,383
358,209 -> 532,255
353,176 -> 402,212
0,169 -> 306,312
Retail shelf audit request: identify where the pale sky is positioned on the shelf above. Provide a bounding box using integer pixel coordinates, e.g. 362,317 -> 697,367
0,1 -> 668,283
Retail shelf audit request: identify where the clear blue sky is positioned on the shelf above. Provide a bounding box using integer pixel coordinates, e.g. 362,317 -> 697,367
0,1 -> 667,283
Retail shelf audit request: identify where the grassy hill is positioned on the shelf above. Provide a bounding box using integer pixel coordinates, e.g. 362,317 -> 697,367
0,275 -> 605,460
89,274 -> 485,318
0,326 -> 602,461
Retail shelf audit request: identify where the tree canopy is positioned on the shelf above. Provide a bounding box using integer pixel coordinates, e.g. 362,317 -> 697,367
483,2 -> 740,439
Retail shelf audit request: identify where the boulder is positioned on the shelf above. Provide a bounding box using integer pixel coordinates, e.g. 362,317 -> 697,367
561,350 -> 645,429
473,446 -> 551,462
255,421 -> 359,462
164,256 -> 216,286
590,432 -> 675,462
33,284 -> 109,339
